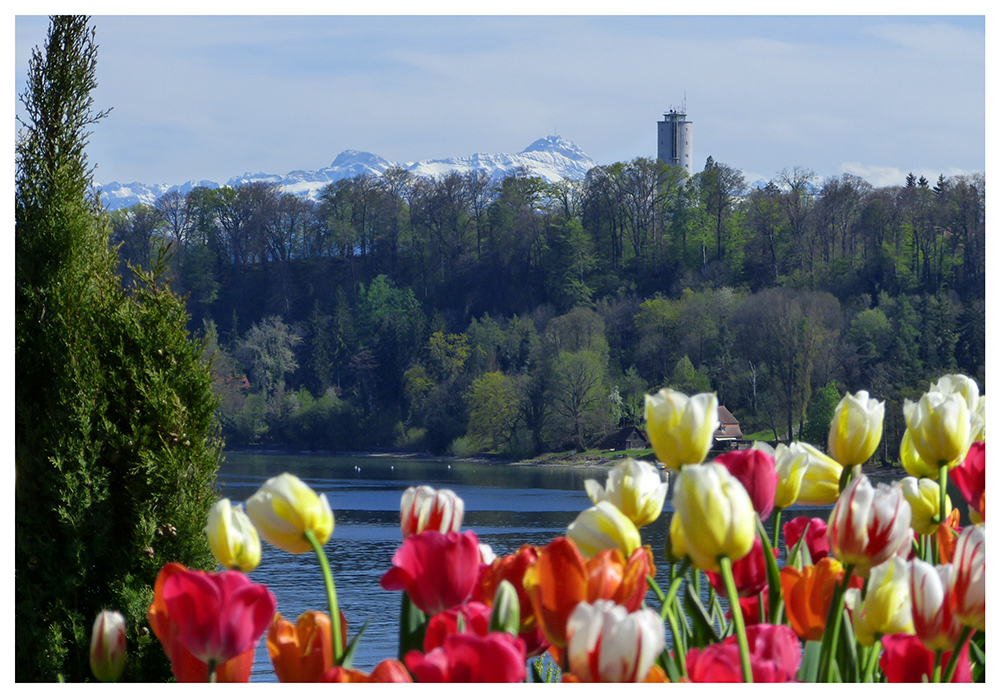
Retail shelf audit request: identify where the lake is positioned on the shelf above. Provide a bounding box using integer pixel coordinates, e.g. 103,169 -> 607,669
216,452 -> 832,682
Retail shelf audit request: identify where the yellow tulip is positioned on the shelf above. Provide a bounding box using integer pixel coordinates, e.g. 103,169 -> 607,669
794,442 -> 843,506
670,462 -> 755,573
900,477 -> 951,536
645,388 -> 719,470
900,428 -> 938,479
566,501 -> 641,558
844,557 -> 914,646
828,390 -> 884,467
773,442 -> 808,509
205,498 -> 261,572
584,458 -> 668,528
903,391 -> 975,469
246,473 -> 334,554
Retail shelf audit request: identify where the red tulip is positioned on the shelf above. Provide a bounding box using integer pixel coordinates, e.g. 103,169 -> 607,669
951,441 -> 985,524
686,624 -> 801,682
706,535 -> 767,598
714,448 -> 778,519
380,530 -> 481,615
423,601 -> 492,652
879,632 -> 971,682
783,516 -> 830,562
322,658 -> 413,683
404,631 -> 527,682
148,562 -> 259,682
161,566 -> 276,668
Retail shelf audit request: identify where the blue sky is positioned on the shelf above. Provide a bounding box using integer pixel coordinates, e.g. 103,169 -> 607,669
13,11 -> 986,188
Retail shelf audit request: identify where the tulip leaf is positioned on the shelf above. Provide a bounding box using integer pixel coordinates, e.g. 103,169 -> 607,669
969,633 -> 985,682
836,608 -> 859,683
488,579 -> 521,636
684,585 -> 720,648
786,520 -> 813,570
338,617 -> 370,669
397,592 -> 427,661
755,516 -> 783,624
798,640 -> 822,683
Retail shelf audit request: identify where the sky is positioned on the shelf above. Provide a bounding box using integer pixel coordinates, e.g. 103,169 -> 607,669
12,9 -> 987,190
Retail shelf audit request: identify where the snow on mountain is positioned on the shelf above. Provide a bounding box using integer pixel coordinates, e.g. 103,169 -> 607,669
95,136 -> 596,211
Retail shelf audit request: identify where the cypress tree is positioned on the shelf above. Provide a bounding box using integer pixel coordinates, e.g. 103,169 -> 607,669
16,16 -> 222,681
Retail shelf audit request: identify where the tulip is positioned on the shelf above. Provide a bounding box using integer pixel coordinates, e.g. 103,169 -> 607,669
930,373 -> 981,413
900,428 -> 937,479
903,391 -> 976,469
245,473 -> 334,554
566,500 -> 642,558
714,448 -> 777,519
879,632 -> 972,683
705,535 -> 767,598
670,462 -> 755,573
827,475 -> 913,578
423,601 -> 492,652
400,484 -> 464,538
645,388 -> 719,470
404,631 -> 527,682
565,600 -> 664,682
828,390 -> 884,467
267,610 -> 347,683
845,557 -> 914,646
901,476 -> 951,535
937,508 -> 961,564
783,516 -> 829,563
205,498 -> 261,572
793,442 -> 843,505
322,659 -> 413,682
951,441 -> 985,524
949,523 -> 985,631
972,394 -> 985,442
161,566 -> 276,671
522,536 -> 653,648
148,563 -> 256,682
584,457 -> 668,527
380,529 -> 481,616
772,443 -> 808,509
781,557 -> 859,641
474,544 -> 539,630
910,560 -> 964,652
90,610 -> 127,682
686,624 -> 801,683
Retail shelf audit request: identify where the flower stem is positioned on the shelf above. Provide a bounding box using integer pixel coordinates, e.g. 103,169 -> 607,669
305,528 -> 343,661
932,649 -> 943,683
772,507 -> 782,551
817,562 -> 856,683
938,462 -> 949,529
206,659 -> 217,684
861,637 -> 882,682
719,555 -> 753,683
941,626 -> 975,684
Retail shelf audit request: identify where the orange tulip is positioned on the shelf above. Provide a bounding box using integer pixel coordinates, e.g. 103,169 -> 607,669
522,536 -> 654,647
936,508 -> 961,564
780,557 -> 859,642
562,664 -> 669,683
267,610 -> 348,682
322,659 -> 413,683
476,544 -> 540,629
147,562 -> 255,682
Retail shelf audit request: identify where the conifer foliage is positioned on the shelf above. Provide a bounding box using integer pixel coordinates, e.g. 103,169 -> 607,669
15,16 -> 222,681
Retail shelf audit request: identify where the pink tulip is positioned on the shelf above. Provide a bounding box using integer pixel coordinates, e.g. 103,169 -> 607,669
949,524 -> 985,630
715,448 -> 778,519
705,535 -> 767,598
950,442 -> 985,524
400,485 -> 464,538
404,632 -> 527,682
828,475 -> 913,577
879,633 -> 971,682
161,568 -> 276,667
423,601 -> 492,652
910,560 -> 965,652
686,623 -> 800,682
380,530 -> 481,615
783,516 -> 830,561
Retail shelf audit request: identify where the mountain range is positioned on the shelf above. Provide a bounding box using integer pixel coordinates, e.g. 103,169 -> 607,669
94,135 -> 597,211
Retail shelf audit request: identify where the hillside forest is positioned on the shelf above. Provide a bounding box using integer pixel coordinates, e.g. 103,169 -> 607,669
108,158 -> 986,462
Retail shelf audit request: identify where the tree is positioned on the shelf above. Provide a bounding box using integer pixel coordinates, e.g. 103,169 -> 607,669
548,350 -> 613,451
466,372 -> 523,452
16,16 -> 221,681
235,315 -> 303,398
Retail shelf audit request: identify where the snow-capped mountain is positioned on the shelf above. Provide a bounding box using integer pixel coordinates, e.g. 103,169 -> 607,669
95,136 -> 597,211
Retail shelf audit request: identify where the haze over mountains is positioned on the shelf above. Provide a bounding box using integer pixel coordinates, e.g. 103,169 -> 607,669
95,136 -> 598,211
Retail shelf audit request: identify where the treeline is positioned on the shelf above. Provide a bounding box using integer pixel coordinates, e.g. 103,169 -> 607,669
108,158 -> 986,460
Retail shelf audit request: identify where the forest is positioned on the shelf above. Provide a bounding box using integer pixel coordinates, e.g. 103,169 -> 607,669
108,158 -> 986,462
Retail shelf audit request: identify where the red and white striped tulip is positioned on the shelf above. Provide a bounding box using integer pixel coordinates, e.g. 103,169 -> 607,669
910,559 -> 965,652
400,485 -> 464,539
949,524 -> 985,631
828,475 -> 913,578
565,600 -> 664,683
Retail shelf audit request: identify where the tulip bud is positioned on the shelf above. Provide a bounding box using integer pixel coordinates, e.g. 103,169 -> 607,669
773,443 -> 808,509
901,477 -> 951,535
949,523 -> 985,631
910,560 -> 964,652
489,580 -> 521,637
828,390 -> 884,467
90,610 -> 127,682
400,485 -> 464,538
246,473 -> 334,554
670,462 -> 755,573
566,501 -> 642,558
205,498 -> 261,572
900,428 -> 938,479
645,388 -> 719,470
903,391 -> 975,469
584,458 -> 668,528
845,557 -> 914,646
794,442 -> 843,506
828,475 -> 913,578
565,600 -> 664,682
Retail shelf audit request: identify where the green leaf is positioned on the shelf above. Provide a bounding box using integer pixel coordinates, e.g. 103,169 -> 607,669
684,584 -> 721,648
756,515 -> 783,623
787,519 -> 813,570
338,616 -> 370,669
397,592 -> 427,661
798,640 -> 822,682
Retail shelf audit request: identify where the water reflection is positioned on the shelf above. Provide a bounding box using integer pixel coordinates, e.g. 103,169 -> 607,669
217,452 -> 832,682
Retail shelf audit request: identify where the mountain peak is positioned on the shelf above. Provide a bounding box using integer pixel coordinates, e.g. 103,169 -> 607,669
520,135 -> 591,162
